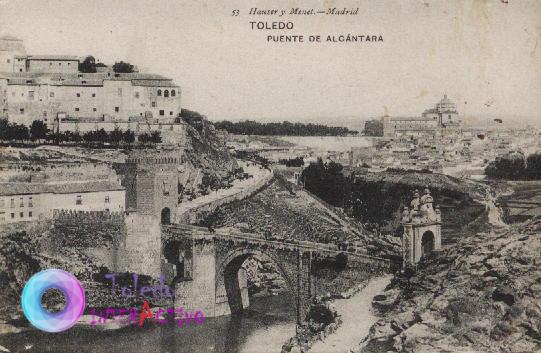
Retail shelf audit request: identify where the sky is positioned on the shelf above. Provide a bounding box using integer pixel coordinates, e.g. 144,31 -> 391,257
0,0 -> 539,123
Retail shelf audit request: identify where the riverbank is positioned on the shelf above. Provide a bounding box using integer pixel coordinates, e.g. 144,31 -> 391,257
309,275 -> 392,353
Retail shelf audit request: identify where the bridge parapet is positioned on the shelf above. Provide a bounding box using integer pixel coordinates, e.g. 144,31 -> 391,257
162,224 -> 396,269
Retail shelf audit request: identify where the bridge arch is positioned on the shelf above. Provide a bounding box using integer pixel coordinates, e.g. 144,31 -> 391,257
216,247 -> 296,314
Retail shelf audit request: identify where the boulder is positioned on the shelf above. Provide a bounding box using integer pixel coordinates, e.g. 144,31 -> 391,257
492,286 -> 516,306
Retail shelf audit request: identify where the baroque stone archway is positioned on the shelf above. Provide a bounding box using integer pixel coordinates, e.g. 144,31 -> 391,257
400,188 -> 442,268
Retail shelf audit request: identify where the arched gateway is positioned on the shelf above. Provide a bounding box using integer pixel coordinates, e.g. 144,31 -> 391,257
400,189 -> 442,268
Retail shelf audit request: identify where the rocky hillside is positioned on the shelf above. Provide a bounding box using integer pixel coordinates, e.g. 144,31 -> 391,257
179,117 -> 239,193
359,217 -> 541,353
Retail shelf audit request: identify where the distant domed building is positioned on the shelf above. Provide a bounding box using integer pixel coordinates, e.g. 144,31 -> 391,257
382,94 -> 462,137
421,94 -> 460,129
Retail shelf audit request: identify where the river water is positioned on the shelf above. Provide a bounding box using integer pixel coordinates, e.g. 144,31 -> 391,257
0,294 -> 296,353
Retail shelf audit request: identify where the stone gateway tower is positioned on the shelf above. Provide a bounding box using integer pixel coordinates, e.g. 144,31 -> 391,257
400,188 -> 442,268
124,148 -> 183,224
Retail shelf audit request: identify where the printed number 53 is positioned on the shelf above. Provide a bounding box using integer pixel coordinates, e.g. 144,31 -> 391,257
232,9 -> 239,16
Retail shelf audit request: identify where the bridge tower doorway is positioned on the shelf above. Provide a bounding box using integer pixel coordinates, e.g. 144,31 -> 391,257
161,207 -> 171,225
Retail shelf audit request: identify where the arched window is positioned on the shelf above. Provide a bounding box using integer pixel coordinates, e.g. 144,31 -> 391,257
157,89 -> 162,96
164,90 -> 169,98
171,90 -> 176,97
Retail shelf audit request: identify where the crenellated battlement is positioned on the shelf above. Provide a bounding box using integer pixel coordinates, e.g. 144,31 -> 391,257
53,209 -> 126,223
126,148 -> 184,165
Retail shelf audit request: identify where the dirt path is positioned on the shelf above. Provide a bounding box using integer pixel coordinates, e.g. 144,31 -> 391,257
309,275 -> 392,353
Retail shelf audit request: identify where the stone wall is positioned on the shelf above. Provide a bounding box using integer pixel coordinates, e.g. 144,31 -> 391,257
177,168 -> 274,224
50,210 -> 161,277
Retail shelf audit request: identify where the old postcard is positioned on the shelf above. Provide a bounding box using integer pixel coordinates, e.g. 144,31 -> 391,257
0,0 -> 539,352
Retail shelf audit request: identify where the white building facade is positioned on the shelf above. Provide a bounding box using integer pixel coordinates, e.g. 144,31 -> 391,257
0,36 -> 183,135
0,181 -> 125,225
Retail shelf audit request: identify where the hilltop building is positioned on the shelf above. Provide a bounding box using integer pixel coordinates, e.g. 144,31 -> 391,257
382,94 -> 461,137
0,35 -> 184,143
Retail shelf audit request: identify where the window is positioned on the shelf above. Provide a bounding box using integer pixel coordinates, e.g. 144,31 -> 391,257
81,80 -> 86,84
170,111 -> 173,115
50,92 -> 55,98
76,195 -> 82,205
6,59 -> 10,63
59,62 -> 61,66
171,90 -> 176,96
20,198 -> 23,207
11,213 -> 14,219
151,102 -> 156,108
159,110 -> 164,116
135,92 -> 140,98
0,199 -> 4,207
92,93 -> 96,98
76,93 -> 80,97
28,197 -> 33,207
157,89 -> 162,96
20,108 -> 24,114
10,198 -> 14,208
19,212 -> 23,218
28,211 -> 32,217
49,62 -> 52,66
19,69 -> 22,72
27,91 -> 35,100
75,108 -> 79,112
105,196 -> 110,203
68,63 -> 71,66
115,107 -> 119,113
164,90 -> 169,98
93,108 -> 97,112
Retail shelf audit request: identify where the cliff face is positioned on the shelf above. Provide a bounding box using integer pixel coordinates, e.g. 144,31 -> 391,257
360,217 -> 541,353
179,119 -> 238,192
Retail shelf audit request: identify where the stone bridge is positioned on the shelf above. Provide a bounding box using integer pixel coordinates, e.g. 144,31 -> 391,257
159,224 -> 396,323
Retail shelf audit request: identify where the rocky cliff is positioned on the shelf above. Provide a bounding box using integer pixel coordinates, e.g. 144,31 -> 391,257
179,117 -> 239,194
359,217 -> 541,353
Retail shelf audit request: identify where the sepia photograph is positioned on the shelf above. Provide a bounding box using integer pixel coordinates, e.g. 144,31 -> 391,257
0,0 -> 540,352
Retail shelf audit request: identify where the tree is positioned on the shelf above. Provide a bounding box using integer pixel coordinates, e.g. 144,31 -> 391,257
78,56 -> 97,73
301,158 -> 348,206
123,129 -> 135,144
110,128 -> 123,145
112,61 -> 134,73
0,118 -> 9,140
30,120 -> 49,142
95,128 -> 109,143
12,123 -> 29,141
138,132 -> 150,143
150,131 -> 162,143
